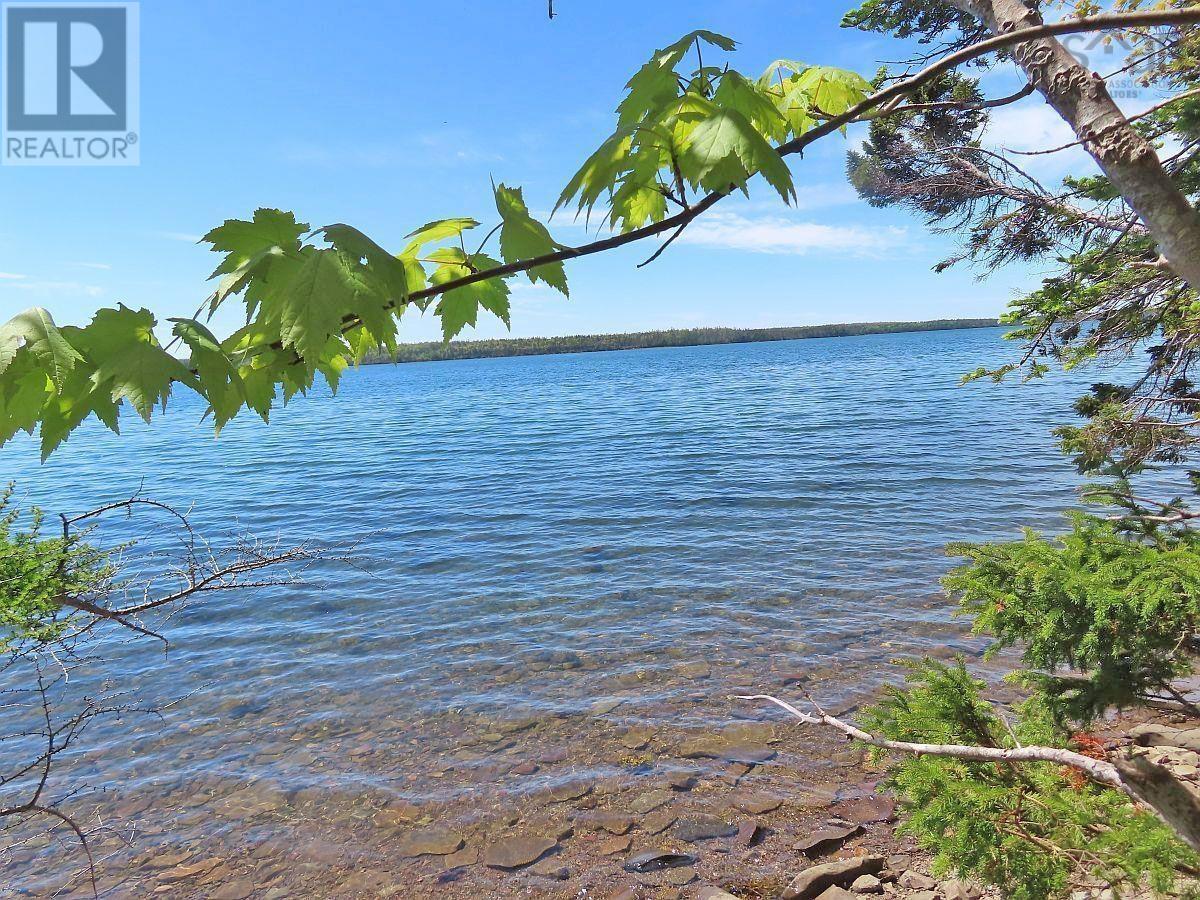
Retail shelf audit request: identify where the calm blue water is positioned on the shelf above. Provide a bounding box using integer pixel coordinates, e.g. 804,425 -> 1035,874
0,326 -> 1137,894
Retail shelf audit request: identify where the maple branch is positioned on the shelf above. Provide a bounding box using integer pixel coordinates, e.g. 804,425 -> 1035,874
338,7 -> 1200,330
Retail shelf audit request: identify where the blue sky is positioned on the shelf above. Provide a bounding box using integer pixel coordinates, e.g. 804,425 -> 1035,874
0,0 -> 1089,342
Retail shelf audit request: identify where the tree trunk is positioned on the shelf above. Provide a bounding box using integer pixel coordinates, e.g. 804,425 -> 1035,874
950,0 -> 1200,289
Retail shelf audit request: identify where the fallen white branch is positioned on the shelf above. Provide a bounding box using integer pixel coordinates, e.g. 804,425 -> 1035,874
737,692 -> 1200,852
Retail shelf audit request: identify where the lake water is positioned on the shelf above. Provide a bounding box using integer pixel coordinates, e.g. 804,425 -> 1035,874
1,326 -> 1126,897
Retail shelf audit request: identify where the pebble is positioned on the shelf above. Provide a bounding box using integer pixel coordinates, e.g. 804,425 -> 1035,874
529,858 -> 570,880
549,779 -> 594,802
678,737 -> 776,764
941,879 -> 983,900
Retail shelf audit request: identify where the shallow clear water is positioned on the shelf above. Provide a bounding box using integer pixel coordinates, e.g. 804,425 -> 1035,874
0,326 -> 1133,895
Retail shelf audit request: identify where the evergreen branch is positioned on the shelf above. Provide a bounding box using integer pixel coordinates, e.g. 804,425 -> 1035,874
738,692 -> 1200,853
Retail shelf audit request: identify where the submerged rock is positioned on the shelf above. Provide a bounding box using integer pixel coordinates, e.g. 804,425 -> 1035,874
623,849 -> 698,873
794,823 -> 863,858
395,828 -> 465,858
679,737 -> 776,764
674,815 -> 737,842
483,833 -> 558,870
729,792 -> 782,815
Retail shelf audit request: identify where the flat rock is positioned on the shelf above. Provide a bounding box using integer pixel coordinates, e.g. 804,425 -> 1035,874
529,858 -> 570,880
396,828 -> 465,858
549,779 -> 593,803
665,770 -> 697,791
815,888 -> 856,900
795,824 -> 863,858
697,889 -> 741,900
620,728 -> 654,750
623,849 -> 698,873
642,810 -> 678,835
1133,724 -> 1200,750
157,859 -> 221,884
851,874 -> 882,894
630,789 -> 673,814
208,882 -> 255,900
782,856 -> 886,900
598,835 -> 633,856
730,793 -> 782,815
735,819 -> 764,847
899,871 -> 937,891
666,866 -> 699,885
675,816 -> 737,842
678,737 -> 775,764
484,833 -> 558,870
588,812 -> 635,835
833,796 -> 895,825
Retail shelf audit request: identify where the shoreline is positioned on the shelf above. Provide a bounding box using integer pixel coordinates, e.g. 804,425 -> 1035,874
364,319 -> 1001,365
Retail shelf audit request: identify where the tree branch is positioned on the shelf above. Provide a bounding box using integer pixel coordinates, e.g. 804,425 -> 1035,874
738,692 -> 1200,853
334,8 -> 1200,333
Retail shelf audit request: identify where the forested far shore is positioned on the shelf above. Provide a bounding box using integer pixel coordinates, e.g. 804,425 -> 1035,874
365,318 -> 1001,364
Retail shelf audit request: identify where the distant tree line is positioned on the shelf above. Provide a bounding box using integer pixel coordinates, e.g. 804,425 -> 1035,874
365,318 -> 1000,364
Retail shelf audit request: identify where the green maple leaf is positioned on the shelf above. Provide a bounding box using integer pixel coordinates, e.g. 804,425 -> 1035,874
790,66 -> 872,126
171,318 -> 247,432
275,248 -> 358,364
0,360 -> 51,443
203,208 -> 309,276
402,218 -> 480,256
430,251 -> 511,341
316,223 -> 411,302
617,31 -> 737,127
94,343 -> 194,423
63,304 -> 156,359
494,183 -> 568,295
713,71 -> 788,143
557,128 -> 636,216
682,100 -> 795,201
0,308 -> 83,390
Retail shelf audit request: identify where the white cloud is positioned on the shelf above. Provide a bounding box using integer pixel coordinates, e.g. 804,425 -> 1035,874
986,103 -> 1076,154
0,272 -> 27,280
677,211 -> 908,256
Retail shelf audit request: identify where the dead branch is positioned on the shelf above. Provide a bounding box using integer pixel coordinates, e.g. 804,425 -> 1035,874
738,692 -> 1200,852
